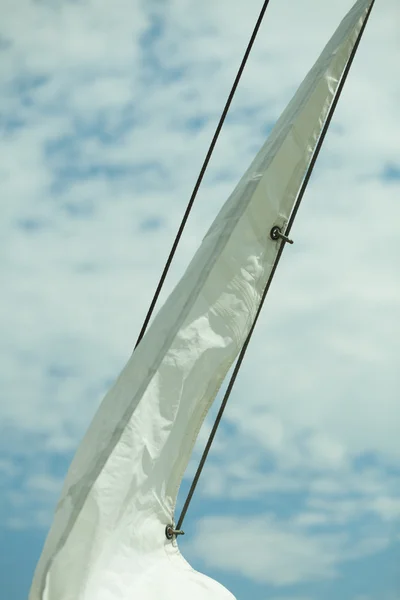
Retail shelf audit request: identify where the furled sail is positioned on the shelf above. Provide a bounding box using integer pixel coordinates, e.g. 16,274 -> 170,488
30,1 -> 373,598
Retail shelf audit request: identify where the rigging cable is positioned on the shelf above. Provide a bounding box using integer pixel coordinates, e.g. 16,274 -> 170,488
176,0 -> 377,532
135,0 -> 273,348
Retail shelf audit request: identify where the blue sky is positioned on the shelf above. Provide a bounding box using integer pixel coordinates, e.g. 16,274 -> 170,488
1,0 -> 399,599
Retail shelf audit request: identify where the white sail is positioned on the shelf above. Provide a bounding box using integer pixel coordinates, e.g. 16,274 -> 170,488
30,1 -> 373,599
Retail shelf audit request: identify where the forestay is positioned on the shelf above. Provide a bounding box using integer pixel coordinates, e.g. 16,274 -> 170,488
30,1 -> 373,598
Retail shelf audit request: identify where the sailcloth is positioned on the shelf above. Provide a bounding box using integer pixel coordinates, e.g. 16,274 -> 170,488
30,1 -> 372,599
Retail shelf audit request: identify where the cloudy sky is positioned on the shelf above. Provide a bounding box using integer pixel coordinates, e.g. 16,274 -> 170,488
1,0 -> 399,598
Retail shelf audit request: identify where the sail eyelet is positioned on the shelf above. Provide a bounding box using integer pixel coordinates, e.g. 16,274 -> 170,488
270,225 -> 294,245
165,525 -> 185,540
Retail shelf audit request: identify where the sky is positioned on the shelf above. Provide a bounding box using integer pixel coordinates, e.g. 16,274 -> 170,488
1,0 -> 399,599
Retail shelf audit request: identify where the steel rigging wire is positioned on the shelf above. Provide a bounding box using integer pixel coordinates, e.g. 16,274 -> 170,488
175,0 -> 377,534
135,0 -> 273,348
134,0 -> 376,537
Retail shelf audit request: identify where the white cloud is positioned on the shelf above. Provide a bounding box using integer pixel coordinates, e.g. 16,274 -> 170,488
184,513 -> 391,586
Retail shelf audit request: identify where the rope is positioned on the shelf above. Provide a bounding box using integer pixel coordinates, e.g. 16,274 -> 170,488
135,0 -> 273,348
176,0 -> 376,532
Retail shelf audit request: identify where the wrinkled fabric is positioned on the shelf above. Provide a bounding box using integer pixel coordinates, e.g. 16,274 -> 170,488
30,1 -> 372,598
